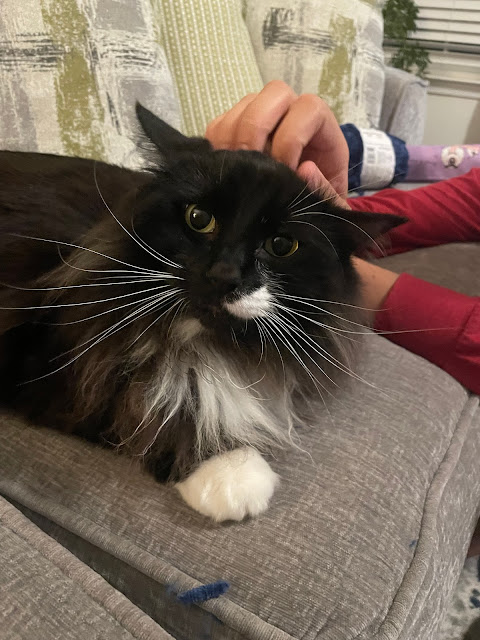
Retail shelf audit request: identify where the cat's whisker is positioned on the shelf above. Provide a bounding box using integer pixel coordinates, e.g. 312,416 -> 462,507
197,360 -> 224,385
224,371 -> 267,391
166,297 -> 188,339
275,303 -> 369,336
51,298 -> 165,361
275,303 -> 353,340
93,274 -> 178,282
278,302 -> 444,339
219,150 -> 227,182
288,182 -> 329,212
1,278 -> 175,293
51,289 -> 183,357
276,309 -> 368,385
288,182 -> 309,209
288,174 -> 343,212
334,170 -> 407,201
120,302 -> 194,453
275,298 -> 370,330
288,159 -> 365,212
278,292 -> 377,313
291,211 -> 385,257
277,313 -> 372,397
262,313 -> 329,395
130,222 -> 183,271
284,304 -> 448,336
27,290 -> 183,384
130,296 -> 186,350
11,233 -> 170,276
1,283 -> 174,312
288,220 -> 340,263
252,318 -> 266,366
256,317 -> 284,377
291,169 -> 407,214
138,395 -> 185,456
57,248 -> 180,281
278,309 -> 408,394
268,312 -> 338,389
260,315 -> 344,435
48,288 -> 177,326
94,162 -> 182,271
278,304 -> 360,345
230,327 -> 240,350
267,322 -> 329,406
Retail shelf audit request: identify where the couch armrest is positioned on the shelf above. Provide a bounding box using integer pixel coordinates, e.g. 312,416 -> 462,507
380,66 -> 429,144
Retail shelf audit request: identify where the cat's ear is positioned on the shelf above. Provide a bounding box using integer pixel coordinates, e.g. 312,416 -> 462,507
136,103 -> 212,160
338,210 -> 408,254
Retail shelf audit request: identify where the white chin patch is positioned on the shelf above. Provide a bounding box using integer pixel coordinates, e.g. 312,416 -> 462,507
223,286 -> 273,319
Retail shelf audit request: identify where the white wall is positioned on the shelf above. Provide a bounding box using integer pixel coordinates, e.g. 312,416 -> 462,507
422,53 -> 480,145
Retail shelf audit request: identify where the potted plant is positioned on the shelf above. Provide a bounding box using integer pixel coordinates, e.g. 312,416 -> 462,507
383,0 -> 430,78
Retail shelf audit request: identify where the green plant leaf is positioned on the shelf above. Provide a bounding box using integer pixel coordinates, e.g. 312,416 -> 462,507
383,0 -> 430,78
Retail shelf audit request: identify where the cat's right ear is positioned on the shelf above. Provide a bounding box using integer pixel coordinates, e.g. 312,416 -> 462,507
136,103 -> 212,161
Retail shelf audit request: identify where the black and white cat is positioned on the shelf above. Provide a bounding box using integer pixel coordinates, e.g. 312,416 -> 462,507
0,105 -> 405,521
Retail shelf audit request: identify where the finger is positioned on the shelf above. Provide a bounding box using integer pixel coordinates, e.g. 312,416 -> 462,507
232,80 -> 297,152
205,93 -> 257,149
297,161 -> 350,210
271,94 -> 349,196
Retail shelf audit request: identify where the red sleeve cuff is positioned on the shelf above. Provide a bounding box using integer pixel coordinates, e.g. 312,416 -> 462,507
374,273 -> 480,394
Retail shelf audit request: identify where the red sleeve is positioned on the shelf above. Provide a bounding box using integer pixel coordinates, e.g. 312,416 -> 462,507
375,273 -> 480,394
349,169 -> 480,255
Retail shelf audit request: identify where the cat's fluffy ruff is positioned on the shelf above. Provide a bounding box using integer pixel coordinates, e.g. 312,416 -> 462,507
0,104 -> 407,521
135,311 -> 302,459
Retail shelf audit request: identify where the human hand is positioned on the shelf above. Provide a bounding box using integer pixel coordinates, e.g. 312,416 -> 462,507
205,80 -> 350,208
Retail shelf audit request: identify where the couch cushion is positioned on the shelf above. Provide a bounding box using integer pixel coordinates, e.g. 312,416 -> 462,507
1,336 -> 479,640
0,495 -> 172,640
151,0 -> 264,136
243,0 -> 386,129
379,67 -> 429,145
379,243 -> 480,298
0,0 -> 180,167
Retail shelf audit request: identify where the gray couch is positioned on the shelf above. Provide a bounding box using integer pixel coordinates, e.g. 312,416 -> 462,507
2,242 -> 480,640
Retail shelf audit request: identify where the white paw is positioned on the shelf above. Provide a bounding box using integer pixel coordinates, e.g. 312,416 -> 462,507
175,447 -> 279,522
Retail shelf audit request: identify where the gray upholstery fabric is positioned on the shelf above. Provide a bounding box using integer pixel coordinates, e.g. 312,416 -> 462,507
1,334 -> 479,639
0,0 -> 180,169
380,67 -> 429,145
379,243 -> 480,298
0,495 -> 173,640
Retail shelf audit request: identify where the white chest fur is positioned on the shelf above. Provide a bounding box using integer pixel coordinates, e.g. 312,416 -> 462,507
143,318 -> 296,456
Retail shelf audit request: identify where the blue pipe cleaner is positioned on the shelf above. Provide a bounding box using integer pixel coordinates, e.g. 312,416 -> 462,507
177,580 -> 230,604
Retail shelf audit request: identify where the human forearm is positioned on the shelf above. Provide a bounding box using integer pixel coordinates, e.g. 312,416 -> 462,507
354,259 -> 480,394
351,258 -> 400,325
349,169 -> 480,256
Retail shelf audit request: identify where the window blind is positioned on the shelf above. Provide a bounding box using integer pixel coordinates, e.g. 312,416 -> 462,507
413,0 -> 480,54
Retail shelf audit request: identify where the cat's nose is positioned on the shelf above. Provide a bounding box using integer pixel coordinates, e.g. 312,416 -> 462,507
206,261 -> 241,294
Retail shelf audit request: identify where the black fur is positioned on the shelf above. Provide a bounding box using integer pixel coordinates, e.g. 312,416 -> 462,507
0,105 -> 406,482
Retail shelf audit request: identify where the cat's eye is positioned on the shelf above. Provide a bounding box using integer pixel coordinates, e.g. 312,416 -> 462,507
264,235 -> 299,257
185,204 -> 216,233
